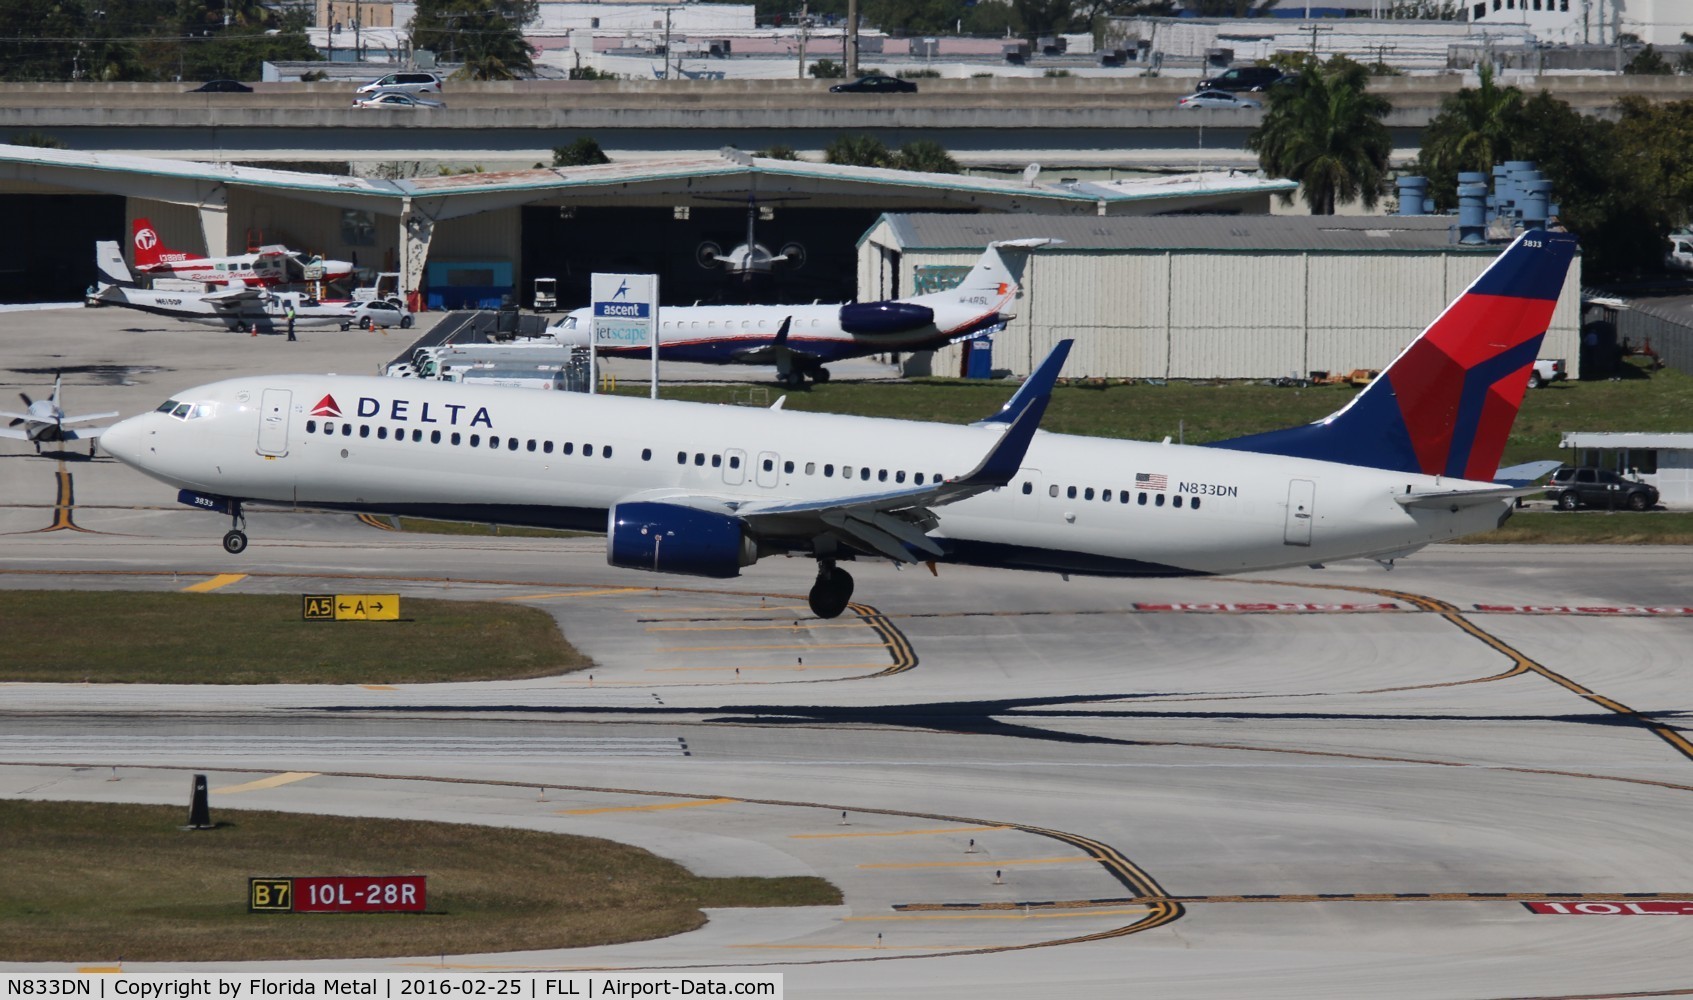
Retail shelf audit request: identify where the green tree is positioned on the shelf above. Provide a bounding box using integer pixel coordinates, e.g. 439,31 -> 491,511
893,139 -> 960,173
1412,63 -> 1524,208
755,144 -> 801,160
413,0 -> 539,80
809,59 -> 845,79
825,133 -> 894,168
1248,55 -> 1391,215
1623,44 -> 1672,75
552,137 -> 610,166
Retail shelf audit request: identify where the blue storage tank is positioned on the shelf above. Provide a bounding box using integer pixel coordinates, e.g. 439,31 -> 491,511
965,334 -> 994,379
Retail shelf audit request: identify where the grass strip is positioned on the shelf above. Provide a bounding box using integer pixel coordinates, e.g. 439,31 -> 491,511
0,592 -> 591,684
1452,511 -> 1693,544
0,801 -> 840,962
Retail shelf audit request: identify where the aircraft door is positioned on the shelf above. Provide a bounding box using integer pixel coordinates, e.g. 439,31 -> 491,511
722,448 -> 747,486
257,389 -> 291,457
756,451 -> 781,489
1284,479 -> 1315,546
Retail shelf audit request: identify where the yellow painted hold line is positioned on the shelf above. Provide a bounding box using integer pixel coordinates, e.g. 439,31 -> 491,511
214,772 -> 319,794
646,664 -> 886,673
622,605 -> 811,614
657,642 -> 888,652
497,588 -> 646,601
361,684 -> 398,691
77,967 -> 123,974
182,573 -> 247,593
729,944 -> 968,952
559,797 -> 737,816
793,825 -> 1011,840
844,908 -> 1151,922
859,856 -> 1094,870
356,513 -> 398,531
645,622 -> 868,633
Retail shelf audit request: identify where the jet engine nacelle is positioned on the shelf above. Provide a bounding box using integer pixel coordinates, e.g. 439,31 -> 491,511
838,302 -> 935,335
607,501 -> 758,578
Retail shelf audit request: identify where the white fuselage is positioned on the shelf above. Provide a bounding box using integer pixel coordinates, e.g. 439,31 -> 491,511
102,375 -> 1512,578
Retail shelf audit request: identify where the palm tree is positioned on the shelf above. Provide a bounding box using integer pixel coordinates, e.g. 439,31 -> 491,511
1248,55 -> 1391,215
894,140 -> 960,174
825,134 -> 894,169
1416,63 -> 1524,199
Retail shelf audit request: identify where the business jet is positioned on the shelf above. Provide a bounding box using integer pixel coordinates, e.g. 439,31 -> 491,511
1,375 -> 118,455
89,242 -> 354,333
99,230 -> 1575,619
128,218 -> 356,288
548,239 -> 1053,386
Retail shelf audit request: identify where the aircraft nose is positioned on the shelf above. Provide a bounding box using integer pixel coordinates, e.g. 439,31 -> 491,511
99,414 -> 146,466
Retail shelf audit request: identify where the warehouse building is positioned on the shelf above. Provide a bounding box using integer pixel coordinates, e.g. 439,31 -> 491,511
859,214 -> 1582,380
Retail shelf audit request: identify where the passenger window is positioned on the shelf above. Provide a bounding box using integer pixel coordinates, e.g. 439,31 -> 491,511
785,460 -> 795,474
359,425 -> 370,438
323,422 -> 334,435
526,439 -> 536,452
694,453 -> 704,466
805,462 -> 816,475
1084,488 -> 1095,501
642,448 -> 652,461
584,444 -> 594,457
677,451 -> 687,464
1120,491 -> 1130,504
1155,494 -> 1165,507
509,438 -> 519,451
489,436 -> 500,448
378,427 -> 389,440
1138,492 -> 1147,505
412,430 -> 423,442
469,434 -> 480,446
431,430 -> 441,444
1049,484 -> 1059,497
765,458 -> 776,472
896,471 -> 905,483
1067,486 -> 1077,499
712,454 -> 722,468
1192,496 -> 1202,510
306,419 -> 317,433
543,441 -> 553,454
1173,495 -> 1183,508
342,424 -> 353,436
604,446 -> 613,458
915,473 -> 925,485
564,442 -> 575,455
1103,489 -> 1112,502
877,469 -> 888,482
450,432 -> 461,445
730,455 -> 741,469
842,465 -> 853,478
1022,482 -> 1032,494
824,464 -> 835,477
860,468 -> 870,481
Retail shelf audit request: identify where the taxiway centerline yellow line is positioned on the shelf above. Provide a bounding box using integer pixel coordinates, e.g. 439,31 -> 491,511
214,772 -> 319,794
793,825 -> 1011,840
182,573 -> 247,593
361,684 -> 398,691
645,622 -> 866,633
844,908 -> 1151,922
656,642 -> 887,652
859,856 -> 1094,870
646,664 -> 886,673
559,797 -> 738,816
496,588 -> 647,601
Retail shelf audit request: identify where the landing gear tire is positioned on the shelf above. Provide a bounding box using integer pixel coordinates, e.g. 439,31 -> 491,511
780,371 -> 806,388
222,529 -> 249,555
808,565 -> 854,619
809,367 -> 831,384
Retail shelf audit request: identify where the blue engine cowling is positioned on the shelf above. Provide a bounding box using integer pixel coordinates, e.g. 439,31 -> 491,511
838,301 -> 935,335
607,501 -> 757,578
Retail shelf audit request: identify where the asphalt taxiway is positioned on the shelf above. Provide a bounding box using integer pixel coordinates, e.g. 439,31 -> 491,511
4,307 -> 1693,997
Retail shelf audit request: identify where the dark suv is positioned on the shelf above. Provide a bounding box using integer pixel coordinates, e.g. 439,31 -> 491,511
1197,66 -> 1290,92
1546,467 -> 1659,511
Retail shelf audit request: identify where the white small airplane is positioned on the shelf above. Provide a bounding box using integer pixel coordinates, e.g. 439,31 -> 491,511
89,242 -> 355,333
695,194 -> 805,283
129,218 -> 356,288
0,375 -> 118,455
100,229 -> 1575,619
550,239 -> 1052,386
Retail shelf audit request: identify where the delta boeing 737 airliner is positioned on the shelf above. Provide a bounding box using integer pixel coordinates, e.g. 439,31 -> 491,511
100,230 -> 1577,619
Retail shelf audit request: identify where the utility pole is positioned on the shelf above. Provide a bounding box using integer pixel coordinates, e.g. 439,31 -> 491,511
1368,42 -> 1395,70
796,0 -> 808,79
846,0 -> 858,78
663,7 -> 672,79
1300,23 -> 1333,57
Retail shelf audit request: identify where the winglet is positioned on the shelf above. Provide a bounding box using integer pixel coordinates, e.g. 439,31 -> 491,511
956,339 -> 1072,486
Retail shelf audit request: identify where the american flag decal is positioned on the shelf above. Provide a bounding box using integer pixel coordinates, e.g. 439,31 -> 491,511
1135,472 -> 1168,491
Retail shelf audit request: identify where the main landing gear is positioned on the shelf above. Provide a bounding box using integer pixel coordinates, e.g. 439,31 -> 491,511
777,365 -> 831,389
222,500 -> 248,554
808,560 -> 854,619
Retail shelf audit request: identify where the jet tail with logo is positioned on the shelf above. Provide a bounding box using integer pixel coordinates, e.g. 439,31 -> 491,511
909,238 -> 1059,319
1209,229 -> 1578,482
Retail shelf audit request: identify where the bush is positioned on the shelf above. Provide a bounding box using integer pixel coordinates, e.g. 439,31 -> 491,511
552,137 -> 610,167
809,59 -> 844,79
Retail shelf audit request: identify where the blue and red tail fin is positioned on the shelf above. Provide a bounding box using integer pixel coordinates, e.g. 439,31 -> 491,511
1209,229 -> 1577,480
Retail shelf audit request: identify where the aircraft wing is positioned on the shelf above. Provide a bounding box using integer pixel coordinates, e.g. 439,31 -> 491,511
637,341 -> 1072,562
61,411 -> 120,426
1396,486 -> 1543,511
203,286 -> 266,306
0,426 -> 30,440
0,409 -> 29,422
1494,460 -> 1562,487
54,425 -> 113,442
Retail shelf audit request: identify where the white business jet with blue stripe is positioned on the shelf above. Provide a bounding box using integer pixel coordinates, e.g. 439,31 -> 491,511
100,230 -> 1575,619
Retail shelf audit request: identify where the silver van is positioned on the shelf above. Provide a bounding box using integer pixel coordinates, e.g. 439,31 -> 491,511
355,72 -> 444,95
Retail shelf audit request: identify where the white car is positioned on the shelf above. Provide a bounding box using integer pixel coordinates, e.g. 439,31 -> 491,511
343,299 -> 414,331
1177,90 -> 1262,110
355,71 -> 444,95
352,91 -> 445,110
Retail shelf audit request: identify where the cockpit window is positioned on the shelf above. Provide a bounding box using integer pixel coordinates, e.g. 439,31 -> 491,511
171,403 -> 193,419
191,403 -> 215,419
156,398 -> 180,413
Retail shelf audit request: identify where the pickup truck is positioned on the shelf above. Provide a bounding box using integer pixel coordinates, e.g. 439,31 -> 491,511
1528,358 -> 1567,389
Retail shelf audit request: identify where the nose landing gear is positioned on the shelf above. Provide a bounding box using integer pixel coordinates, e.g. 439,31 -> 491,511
222,501 -> 248,554
808,561 -> 854,619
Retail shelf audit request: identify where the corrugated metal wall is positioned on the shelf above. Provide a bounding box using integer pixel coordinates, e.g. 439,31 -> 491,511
889,246 -> 1583,381
127,199 -> 203,256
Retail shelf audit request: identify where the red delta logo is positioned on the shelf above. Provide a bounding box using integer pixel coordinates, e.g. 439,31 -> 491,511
311,394 -> 342,417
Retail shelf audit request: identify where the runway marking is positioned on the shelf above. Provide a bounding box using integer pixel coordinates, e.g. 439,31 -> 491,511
361,684 -> 398,691
558,797 -> 737,816
497,588 -> 646,601
213,772 -> 319,794
628,605 -> 813,615
793,825 -> 1010,840
646,664 -> 887,673
356,513 -> 397,531
645,622 -> 870,633
897,891 -> 1693,910
181,573 -> 247,593
729,944 -> 969,952
657,642 -> 887,652
858,856 -> 1093,870
76,967 -> 123,974
844,907 -> 1151,922
848,602 -> 919,678
23,462 -> 100,535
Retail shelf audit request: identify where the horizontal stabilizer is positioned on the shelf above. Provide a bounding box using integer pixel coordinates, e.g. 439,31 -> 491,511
1494,459 -> 1561,487
1396,486 -> 1541,510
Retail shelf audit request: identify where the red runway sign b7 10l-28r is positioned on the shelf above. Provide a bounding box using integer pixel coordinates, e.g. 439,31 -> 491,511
250,875 -> 426,913
1524,900 -> 1693,915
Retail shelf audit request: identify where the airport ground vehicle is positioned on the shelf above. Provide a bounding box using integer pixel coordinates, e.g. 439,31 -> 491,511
534,278 -> 558,312
1546,467 -> 1659,511
343,299 -> 414,330
1527,358 -> 1567,388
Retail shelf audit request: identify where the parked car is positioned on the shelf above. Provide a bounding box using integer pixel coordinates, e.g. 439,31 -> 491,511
352,91 -> 446,110
1197,66 -> 1291,92
1527,358 -> 1567,389
1177,89 -> 1262,110
343,299 -> 414,331
829,74 -> 918,94
1665,233 -> 1693,272
355,71 -> 444,95
187,79 -> 253,93
1546,467 -> 1659,511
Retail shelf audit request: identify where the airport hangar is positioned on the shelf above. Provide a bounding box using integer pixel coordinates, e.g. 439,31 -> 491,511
863,212 -> 1583,381
0,143 -> 1289,310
